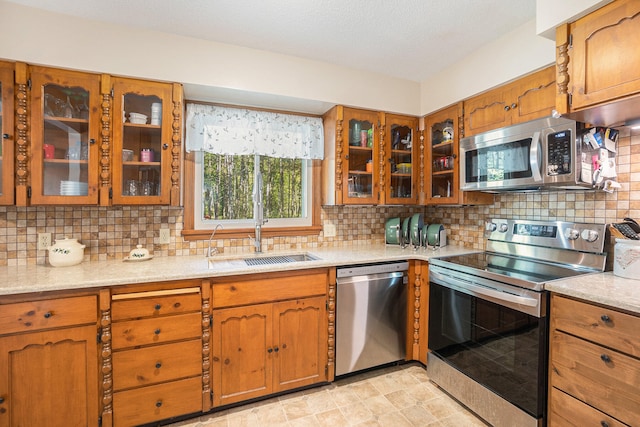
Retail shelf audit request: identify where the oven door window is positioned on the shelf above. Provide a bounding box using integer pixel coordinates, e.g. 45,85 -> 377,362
428,282 -> 548,418
464,138 -> 534,184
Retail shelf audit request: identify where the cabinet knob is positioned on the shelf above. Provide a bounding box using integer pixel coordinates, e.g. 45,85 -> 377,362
162,143 -> 169,150
600,354 -> 612,363
154,329 -> 161,335
2,133 -> 8,139
345,155 -> 349,160
154,304 -> 161,310
511,103 -> 517,109
274,346 -> 279,353
601,422 -> 609,427
155,400 -> 162,408
0,396 -> 4,404
89,138 -> 96,145
43,312 -> 52,319
600,314 -> 611,323
504,105 -> 510,111
267,348 -> 273,353
155,362 -> 162,369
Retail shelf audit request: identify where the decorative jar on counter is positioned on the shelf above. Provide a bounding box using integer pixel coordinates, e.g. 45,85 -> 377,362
613,238 -> 640,279
47,237 -> 86,267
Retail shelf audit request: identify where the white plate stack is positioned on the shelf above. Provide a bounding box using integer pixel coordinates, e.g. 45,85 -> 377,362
60,180 -> 88,196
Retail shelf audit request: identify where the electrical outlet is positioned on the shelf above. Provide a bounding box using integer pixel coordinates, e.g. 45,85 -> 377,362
38,232 -> 52,250
158,228 -> 171,244
324,223 -> 337,237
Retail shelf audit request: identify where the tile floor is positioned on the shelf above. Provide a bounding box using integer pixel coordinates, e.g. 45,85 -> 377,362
165,363 -> 488,427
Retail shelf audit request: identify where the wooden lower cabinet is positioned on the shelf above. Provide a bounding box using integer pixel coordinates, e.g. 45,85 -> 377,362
212,296 -> 328,407
548,294 -> 640,426
0,294 -> 99,427
107,283 -> 206,427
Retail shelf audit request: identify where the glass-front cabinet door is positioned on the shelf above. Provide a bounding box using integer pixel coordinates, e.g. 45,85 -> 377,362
425,105 -> 460,204
384,114 -> 418,205
111,77 -> 172,205
342,108 -> 379,204
0,61 -> 14,205
29,67 -> 100,205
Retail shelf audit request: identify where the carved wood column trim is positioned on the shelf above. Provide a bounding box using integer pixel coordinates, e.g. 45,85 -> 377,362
170,83 -> 182,206
378,122 -> 386,197
201,280 -> 212,411
99,289 -> 113,427
418,130 -> 425,198
99,75 -> 111,206
335,118 -> 343,192
413,270 -> 422,360
556,24 -> 570,115
326,267 -> 336,382
15,63 -> 29,205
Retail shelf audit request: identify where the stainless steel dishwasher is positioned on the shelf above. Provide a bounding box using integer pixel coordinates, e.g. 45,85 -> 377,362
335,261 -> 408,376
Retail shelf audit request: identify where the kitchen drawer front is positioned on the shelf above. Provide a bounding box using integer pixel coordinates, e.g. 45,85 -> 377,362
111,289 -> 201,321
549,387 -> 627,427
550,331 -> 640,426
112,312 -> 202,349
551,294 -> 640,357
212,270 -> 327,308
113,339 -> 202,391
113,376 -> 202,427
0,295 -> 96,335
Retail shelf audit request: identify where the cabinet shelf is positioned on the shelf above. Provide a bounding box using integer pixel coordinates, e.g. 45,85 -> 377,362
391,173 -> 411,177
123,161 -> 161,167
124,122 -> 162,129
347,146 -> 373,152
44,159 -> 89,165
433,170 -> 454,176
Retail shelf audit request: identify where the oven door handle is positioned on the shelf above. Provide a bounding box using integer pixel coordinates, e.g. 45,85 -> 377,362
431,269 -> 538,308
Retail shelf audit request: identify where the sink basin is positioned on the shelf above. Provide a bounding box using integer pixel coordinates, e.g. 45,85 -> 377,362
207,252 -> 320,269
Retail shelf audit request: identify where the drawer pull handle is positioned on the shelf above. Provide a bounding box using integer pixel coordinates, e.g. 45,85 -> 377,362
600,354 -> 612,363
600,314 -> 611,323
155,362 -> 162,369
601,422 -> 609,427
43,312 -> 52,319
0,396 -> 4,404
154,329 -> 161,335
267,348 -> 273,353
154,304 -> 161,310
155,400 -> 162,408
274,346 -> 279,353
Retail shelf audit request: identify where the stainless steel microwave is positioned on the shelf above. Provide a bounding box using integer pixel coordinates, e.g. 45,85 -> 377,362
460,117 -> 592,192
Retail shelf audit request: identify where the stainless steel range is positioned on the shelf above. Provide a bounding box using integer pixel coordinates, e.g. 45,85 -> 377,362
427,218 -> 608,427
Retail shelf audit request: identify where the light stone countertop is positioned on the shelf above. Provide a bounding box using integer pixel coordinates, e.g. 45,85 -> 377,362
0,244 -> 475,296
545,272 -> 640,315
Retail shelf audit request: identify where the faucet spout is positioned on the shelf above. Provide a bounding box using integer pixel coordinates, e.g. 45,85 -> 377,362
206,224 -> 224,257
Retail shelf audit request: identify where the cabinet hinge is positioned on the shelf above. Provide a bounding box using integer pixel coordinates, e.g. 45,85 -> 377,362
568,93 -> 572,106
97,331 -> 102,344
98,416 -> 102,427
210,316 -> 213,327
326,301 -> 328,310
109,188 -> 113,199
568,33 -> 573,48
27,186 -> 31,198
110,88 -> 114,98
27,78 -> 32,90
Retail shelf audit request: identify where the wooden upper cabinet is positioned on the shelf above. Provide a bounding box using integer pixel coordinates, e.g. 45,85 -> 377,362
0,61 -> 14,205
322,106 -> 380,205
556,0 -> 640,124
28,66 -> 101,205
423,103 -> 493,206
464,65 -> 556,137
382,113 -> 418,205
111,77 -> 181,206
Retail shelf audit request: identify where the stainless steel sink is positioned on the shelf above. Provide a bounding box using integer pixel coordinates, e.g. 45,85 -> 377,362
207,252 -> 320,269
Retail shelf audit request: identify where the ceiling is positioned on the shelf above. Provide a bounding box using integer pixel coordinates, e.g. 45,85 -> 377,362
6,0 -> 537,83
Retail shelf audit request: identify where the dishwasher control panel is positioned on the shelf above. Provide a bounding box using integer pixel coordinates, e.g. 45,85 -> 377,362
336,261 -> 409,278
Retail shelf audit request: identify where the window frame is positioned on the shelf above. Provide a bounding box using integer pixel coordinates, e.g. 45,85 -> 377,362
181,105 -> 323,241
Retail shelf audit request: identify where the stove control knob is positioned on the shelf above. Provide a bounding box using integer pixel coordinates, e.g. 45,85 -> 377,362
486,222 -> 497,232
564,228 -> 579,240
581,229 -> 599,242
499,223 -> 508,233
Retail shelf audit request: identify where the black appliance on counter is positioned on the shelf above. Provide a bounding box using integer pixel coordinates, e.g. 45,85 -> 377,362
428,218 -> 608,427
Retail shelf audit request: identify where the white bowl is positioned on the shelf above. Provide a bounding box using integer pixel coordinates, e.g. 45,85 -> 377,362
129,112 -> 147,124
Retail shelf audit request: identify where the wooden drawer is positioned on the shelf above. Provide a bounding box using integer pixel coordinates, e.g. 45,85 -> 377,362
551,295 -> 640,357
212,269 -> 327,308
112,312 -> 202,349
113,339 -> 202,391
0,295 -> 96,335
550,331 -> 640,426
111,289 -> 201,321
113,376 -> 202,427
549,387 -> 627,427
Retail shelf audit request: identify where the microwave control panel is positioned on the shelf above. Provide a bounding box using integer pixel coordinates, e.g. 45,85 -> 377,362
547,130 -> 572,176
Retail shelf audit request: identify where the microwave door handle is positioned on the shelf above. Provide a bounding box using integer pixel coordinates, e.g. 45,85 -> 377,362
530,131 -> 543,182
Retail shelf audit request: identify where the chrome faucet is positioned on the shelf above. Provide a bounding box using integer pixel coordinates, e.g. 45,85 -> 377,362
206,224 -> 223,257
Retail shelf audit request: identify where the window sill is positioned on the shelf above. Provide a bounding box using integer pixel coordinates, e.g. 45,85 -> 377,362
181,225 -> 323,241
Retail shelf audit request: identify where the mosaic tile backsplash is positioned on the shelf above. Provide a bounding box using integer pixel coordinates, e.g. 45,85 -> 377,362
1,129 -> 638,266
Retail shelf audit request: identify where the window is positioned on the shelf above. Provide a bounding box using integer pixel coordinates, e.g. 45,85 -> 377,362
193,152 -> 312,229
183,103 -> 323,237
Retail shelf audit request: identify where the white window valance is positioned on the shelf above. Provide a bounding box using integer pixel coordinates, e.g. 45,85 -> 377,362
185,103 -> 324,160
